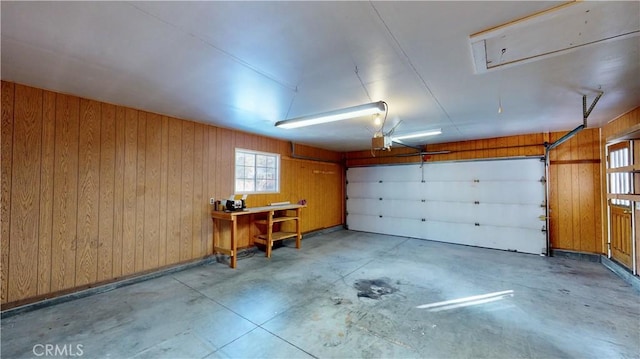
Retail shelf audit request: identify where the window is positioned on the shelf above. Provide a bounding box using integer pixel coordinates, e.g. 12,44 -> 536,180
608,141 -> 632,206
235,148 -> 280,194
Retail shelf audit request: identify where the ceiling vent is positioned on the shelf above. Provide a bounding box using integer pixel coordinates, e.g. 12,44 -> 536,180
470,1 -> 640,74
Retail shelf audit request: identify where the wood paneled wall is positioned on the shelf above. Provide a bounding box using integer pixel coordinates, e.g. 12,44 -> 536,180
344,134 -> 545,167
547,128 -> 601,253
0,81 -> 344,307
602,107 -> 640,140
345,131 -> 602,254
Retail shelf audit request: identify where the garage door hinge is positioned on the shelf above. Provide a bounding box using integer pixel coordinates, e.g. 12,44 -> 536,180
473,179 -> 480,183
475,222 -> 480,226
379,197 -> 383,200
541,225 -> 547,233
421,199 -> 426,202
379,180 -> 383,183
379,215 -> 383,218
421,218 -> 426,222
474,201 -> 480,205
540,176 -> 546,183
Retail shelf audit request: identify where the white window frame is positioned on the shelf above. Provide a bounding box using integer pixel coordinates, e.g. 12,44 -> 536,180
234,148 -> 280,194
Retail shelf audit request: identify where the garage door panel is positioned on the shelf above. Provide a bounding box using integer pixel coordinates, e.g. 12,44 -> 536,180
476,225 -> 545,254
347,167 -> 378,182
384,199 -> 424,219
424,182 -> 477,201
476,182 -> 543,204
347,214 -> 385,233
380,165 -> 422,181
476,203 -> 544,229
347,182 -> 381,198
378,182 -> 424,199
347,199 -> 381,216
423,202 -> 477,223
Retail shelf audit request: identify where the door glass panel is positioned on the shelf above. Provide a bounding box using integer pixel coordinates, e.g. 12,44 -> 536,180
608,142 -> 632,207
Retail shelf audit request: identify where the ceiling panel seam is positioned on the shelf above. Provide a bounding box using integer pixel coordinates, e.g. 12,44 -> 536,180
127,2 -> 297,92
369,2 -> 461,135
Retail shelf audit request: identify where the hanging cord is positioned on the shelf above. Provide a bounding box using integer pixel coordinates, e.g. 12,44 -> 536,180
283,85 -> 299,121
370,101 -> 390,157
355,66 -> 373,103
378,101 -> 389,135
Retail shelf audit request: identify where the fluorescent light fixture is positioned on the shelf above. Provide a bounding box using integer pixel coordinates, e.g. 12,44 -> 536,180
275,101 -> 386,129
393,129 -> 442,140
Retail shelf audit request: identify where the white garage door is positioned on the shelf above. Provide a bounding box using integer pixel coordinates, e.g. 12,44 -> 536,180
346,158 -> 546,254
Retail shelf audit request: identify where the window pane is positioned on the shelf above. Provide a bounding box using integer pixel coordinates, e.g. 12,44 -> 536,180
235,166 -> 245,179
265,180 -> 276,191
235,179 -> 244,192
256,155 -> 267,167
266,168 -> 275,179
256,167 -> 266,179
244,179 -> 255,192
236,152 -> 245,166
267,156 -> 275,167
244,166 -> 254,179
245,154 -> 255,166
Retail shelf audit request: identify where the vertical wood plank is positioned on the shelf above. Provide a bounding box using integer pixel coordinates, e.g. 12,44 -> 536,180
97,103 -> 116,281
216,128 -> 234,197
549,165 -> 558,249
577,129 -> 593,160
200,124 -> 210,256
593,161 -> 603,254
180,121 -> 194,261
8,84 -> 42,301
556,165 -> 574,249
207,127 -> 218,255
135,112 -> 146,272
122,108 -> 138,276
578,163 -> 596,253
112,106 -> 126,277
144,113 -> 161,270
192,124 -> 204,258
506,136 -> 519,157
166,118 -> 182,265
51,93 -> 79,292
158,116 -> 169,266
37,90 -> 56,295
75,99 -> 101,286
1,81 -> 14,304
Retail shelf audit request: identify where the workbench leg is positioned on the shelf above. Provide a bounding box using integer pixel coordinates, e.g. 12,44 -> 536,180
266,211 -> 273,258
212,218 -> 218,254
231,218 -> 237,268
296,208 -> 301,249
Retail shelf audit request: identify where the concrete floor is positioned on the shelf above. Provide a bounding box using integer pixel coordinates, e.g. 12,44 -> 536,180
2,230 -> 639,358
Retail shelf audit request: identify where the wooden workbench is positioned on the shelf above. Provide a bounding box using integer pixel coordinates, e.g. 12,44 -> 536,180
211,204 -> 304,268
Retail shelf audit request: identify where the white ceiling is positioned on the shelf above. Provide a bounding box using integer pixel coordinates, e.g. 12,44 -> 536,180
2,1 -> 639,152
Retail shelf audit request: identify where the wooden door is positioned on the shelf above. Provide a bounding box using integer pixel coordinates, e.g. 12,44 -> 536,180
610,205 -> 633,268
607,141 -> 634,269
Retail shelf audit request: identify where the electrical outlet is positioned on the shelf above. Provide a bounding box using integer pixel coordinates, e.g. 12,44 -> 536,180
210,198 -> 215,205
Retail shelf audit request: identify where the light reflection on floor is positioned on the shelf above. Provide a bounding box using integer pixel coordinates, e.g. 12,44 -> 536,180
417,290 -> 515,312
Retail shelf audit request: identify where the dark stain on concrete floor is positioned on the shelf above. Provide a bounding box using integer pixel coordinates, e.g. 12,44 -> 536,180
354,278 -> 398,299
